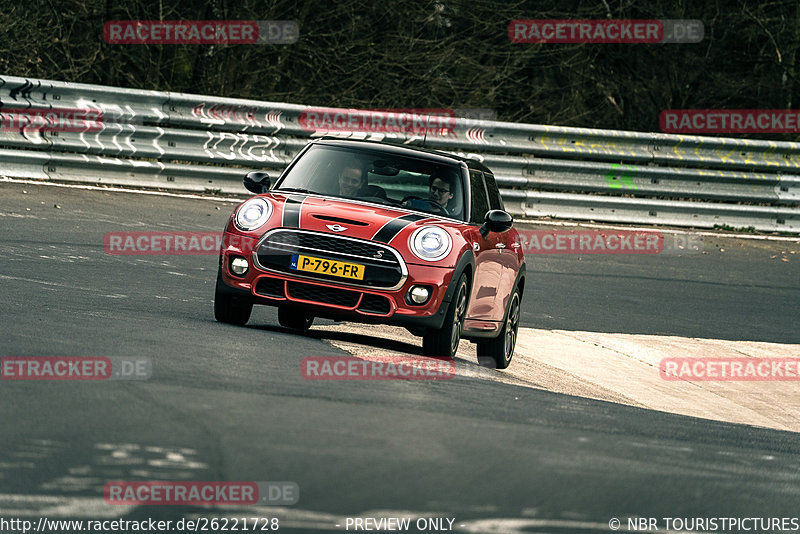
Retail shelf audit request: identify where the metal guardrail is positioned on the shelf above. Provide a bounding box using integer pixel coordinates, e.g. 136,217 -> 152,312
0,74 -> 798,232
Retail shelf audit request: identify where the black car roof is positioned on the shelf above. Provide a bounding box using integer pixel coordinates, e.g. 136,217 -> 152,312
311,138 -> 494,174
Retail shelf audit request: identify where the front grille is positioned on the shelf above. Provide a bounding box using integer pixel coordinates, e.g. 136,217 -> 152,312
256,229 -> 405,289
287,281 -> 360,308
269,231 -> 386,258
254,278 -> 285,299
357,294 -> 392,315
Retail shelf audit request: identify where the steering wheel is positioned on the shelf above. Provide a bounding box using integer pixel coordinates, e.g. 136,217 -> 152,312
401,196 -> 449,215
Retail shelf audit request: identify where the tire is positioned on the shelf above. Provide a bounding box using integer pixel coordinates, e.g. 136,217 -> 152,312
278,306 -> 314,331
477,286 -> 521,369
214,268 -> 253,326
422,273 -> 469,358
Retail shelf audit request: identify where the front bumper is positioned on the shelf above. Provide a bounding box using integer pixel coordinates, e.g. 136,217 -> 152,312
218,232 -> 458,330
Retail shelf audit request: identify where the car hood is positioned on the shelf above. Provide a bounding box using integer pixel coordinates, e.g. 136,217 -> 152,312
263,192 -> 452,244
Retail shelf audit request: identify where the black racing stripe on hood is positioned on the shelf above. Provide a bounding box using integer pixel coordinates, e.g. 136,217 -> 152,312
372,213 -> 428,243
282,194 -> 306,228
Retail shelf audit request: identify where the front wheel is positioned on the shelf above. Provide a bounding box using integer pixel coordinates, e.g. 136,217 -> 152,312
422,273 -> 469,358
477,287 -> 521,369
214,269 -> 253,326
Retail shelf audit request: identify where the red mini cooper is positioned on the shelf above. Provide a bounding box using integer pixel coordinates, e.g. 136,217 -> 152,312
214,139 -> 526,368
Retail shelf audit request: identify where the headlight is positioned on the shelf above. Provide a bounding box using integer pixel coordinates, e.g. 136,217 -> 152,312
234,198 -> 273,231
409,226 -> 452,261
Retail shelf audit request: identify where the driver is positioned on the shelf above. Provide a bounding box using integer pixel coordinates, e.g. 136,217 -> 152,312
404,171 -> 457,215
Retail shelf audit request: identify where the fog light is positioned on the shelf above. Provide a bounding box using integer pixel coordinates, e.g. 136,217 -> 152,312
230,257 -> 249,275
408,285 -> 431,305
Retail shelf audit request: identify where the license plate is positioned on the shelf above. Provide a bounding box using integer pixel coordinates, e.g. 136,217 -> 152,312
290,254 -> 364,280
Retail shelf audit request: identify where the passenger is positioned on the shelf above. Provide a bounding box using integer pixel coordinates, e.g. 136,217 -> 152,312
337,163 -> 366,197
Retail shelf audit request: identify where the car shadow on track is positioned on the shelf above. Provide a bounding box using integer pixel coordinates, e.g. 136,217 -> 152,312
246,323 -> 425,356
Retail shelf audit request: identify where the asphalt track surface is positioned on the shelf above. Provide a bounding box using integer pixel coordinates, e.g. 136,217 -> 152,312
1,181 -> 799,533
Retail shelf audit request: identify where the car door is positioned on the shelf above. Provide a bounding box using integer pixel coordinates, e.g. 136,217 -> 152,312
465,169 -> 503,322
483,172 -> 523,317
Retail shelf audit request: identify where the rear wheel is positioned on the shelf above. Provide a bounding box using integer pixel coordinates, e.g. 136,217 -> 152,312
278,306 -> 314,331
477,286 -> 521,369
214,268 -> 253,326
422,273 -> 469,358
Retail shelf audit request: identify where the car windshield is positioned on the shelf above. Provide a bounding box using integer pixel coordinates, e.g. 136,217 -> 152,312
274,145 -> 467,221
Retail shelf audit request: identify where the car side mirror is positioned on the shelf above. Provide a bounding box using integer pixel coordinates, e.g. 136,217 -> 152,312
243,171 -> 271,194
480,210 -> 513,238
